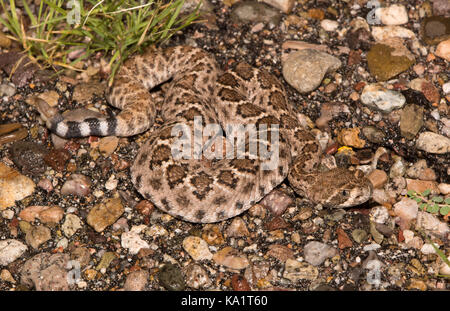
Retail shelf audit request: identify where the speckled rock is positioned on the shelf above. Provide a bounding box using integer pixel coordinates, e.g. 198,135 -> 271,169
420,16 -> 450,45
158,263 -> 185,291
361,84 -> 406,113
266,244 -> 294,262
416,211 -> 449,237
123,269 -> 149,291
415,132 -> 450,154
431,0 -> 450,16
394,198 -> 419,229
182,236 -> 213,261
231,1 -> 281,25
19,205 -> 64,224
376,4 -> 408,25
367,43 -> 415,81
400,105 -> 424,139
435,38 -> 450,61
282,49 -> 341,93
303,241 -> 337,266
213,247 -> 249,270
184,264 -> 212,289
9,141 -> 48,176
259,188 -> 293,216
61,174 -> 92,197
87,197 -> 124,232
62,214 -> 83,237
20,253 -> 71,291
0,239 -> 27,266
121,225 -> 150,255
283,259 -> 319,282
0,83 -> 16,97
261,0 -> 294,14
25,225 -> 51,249
225,217 -> 250,237
371,26 -> 416,42
0,162 -> 36,210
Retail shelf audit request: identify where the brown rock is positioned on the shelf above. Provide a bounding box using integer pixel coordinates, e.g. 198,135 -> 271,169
231,274 -> 251,291
266,244 -> 295,262
368,169 -> 388,189
0,162 -> 35,210
259,188 -> 293,216
337,227 -> 353,249
406,179 -> 440,195
87,197 -> 124,232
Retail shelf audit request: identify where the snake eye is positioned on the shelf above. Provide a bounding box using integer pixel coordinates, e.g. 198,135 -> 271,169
341,190 -> 349,197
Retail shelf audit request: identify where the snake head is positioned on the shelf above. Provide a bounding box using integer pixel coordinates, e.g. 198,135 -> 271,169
300,168 -> 373,208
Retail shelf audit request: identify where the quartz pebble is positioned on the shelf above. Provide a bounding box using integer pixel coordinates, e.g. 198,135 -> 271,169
416,132 -> 450,154
361,84 -> 406,113
121,225 -> 150,255
376,4 -> 409,25
0,239 -> 28,266
182,236 -> 213,261
0,162 -> 36,210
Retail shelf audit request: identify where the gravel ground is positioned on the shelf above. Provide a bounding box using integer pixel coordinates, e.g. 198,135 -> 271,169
0,0 -> 449,291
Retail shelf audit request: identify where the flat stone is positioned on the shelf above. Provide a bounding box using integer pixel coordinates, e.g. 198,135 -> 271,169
367,43 -> 415,81
121,225 -> 150,255
303,241 -> 337,266
123,270 -> 149,291
62,214 -> 83,237
406,179 -> 440,195
182,236 -> 213,261
213,247 -> 249,270
87,197 -> 124,232
400,104 -> 424,139
416,132 -> 450,154
376,4 -> 408,25
436,39 -> 450,61
20,253 -> 71,291
25,225 -> 51,249
420,16 -> 450,45
0,162 -> 36,210
282,49 -> 341,93
0,239 -> 28,266
368,169 -> 388,189
0,123 -> 27,146
283,259 -> 318,282
361,84 -> 406,113
371,26 -> 416,42
261,0 -> 295,14
231,1 -> 282,25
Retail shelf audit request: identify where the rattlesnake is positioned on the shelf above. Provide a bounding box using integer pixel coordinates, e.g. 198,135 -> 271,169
37,46 -> 372,223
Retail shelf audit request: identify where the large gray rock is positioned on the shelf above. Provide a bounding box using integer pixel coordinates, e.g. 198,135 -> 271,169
282,49 -> 341,94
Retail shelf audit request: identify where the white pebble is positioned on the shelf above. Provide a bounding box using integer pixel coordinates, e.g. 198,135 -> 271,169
363,243 -> 381,252
376,4 -> 408,25
420,243 -> 437,255
1,210 -> 14,220
320,19 -> 339,32
443,82 -> 450,94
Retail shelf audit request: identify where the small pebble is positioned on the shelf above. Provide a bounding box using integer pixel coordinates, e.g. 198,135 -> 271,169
303,241 -> 337,266
182,236 -> 213,261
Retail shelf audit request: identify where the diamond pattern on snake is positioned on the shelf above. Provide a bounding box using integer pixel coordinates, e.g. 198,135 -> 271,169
37,46 -> 372,223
